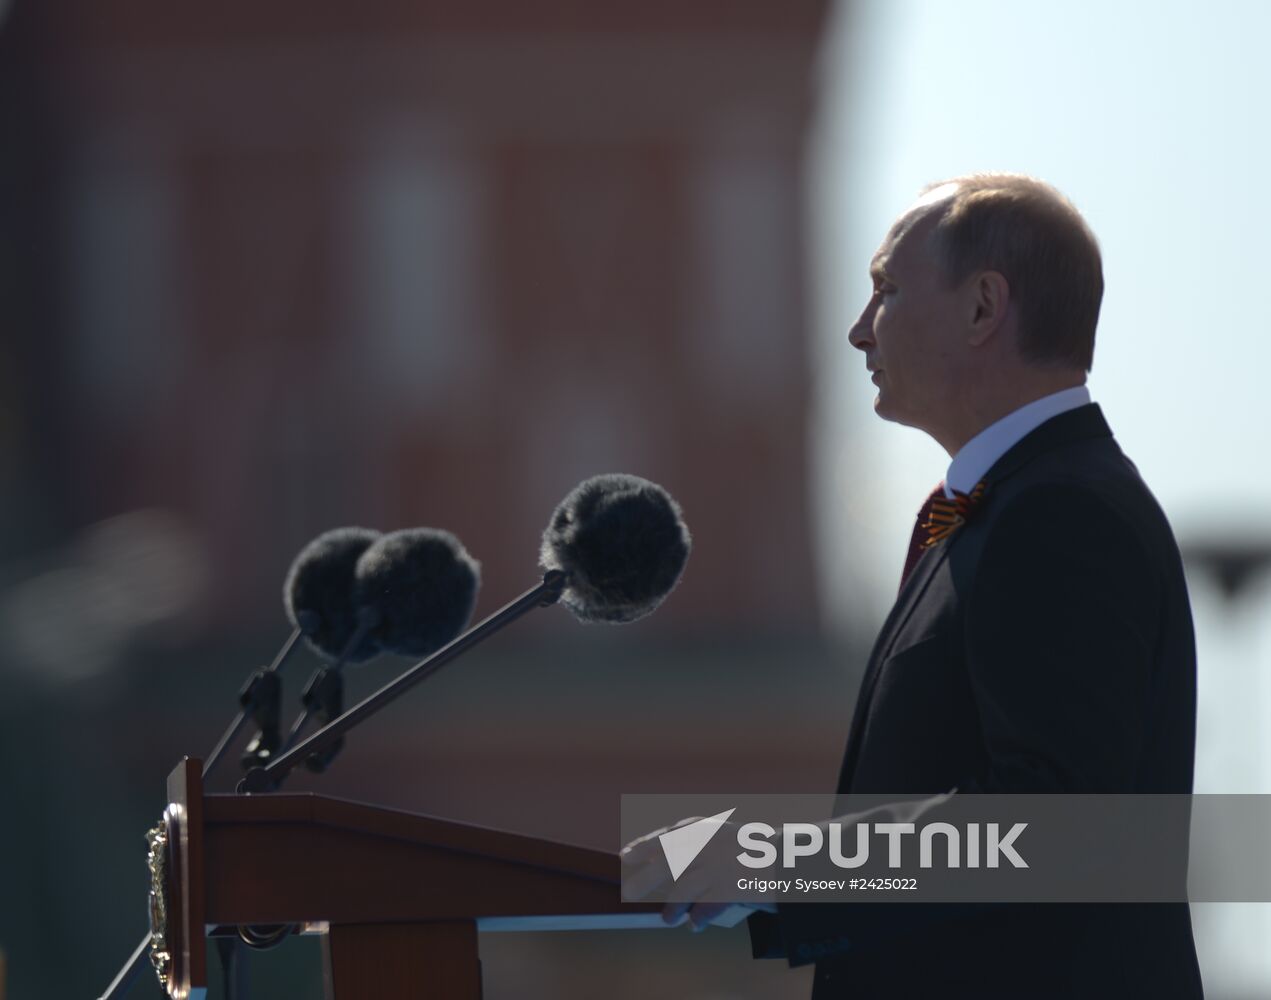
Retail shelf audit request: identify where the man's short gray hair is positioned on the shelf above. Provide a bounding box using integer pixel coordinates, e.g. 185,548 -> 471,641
921,173 -> 1103,372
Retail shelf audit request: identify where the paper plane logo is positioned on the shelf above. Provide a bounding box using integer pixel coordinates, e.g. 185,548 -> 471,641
658,808 -> 737,881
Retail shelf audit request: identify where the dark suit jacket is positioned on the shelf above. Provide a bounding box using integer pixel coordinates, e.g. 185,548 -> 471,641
749,404 -> 1204,998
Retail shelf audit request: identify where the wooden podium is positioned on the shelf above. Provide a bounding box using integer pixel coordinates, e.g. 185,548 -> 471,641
150,758 -> 665,1000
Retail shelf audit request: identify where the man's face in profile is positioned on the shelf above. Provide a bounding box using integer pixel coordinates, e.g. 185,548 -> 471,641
848,190 -> 963,433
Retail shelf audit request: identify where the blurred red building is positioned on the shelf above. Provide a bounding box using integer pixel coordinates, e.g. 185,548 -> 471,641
0,4 -> 843,998
5,0 -> 827,633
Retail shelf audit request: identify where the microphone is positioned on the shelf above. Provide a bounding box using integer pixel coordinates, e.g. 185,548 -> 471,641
244,474 -> 690,792
208,527 -> 383,775
281,527 -> 481,772
540,473 -> 691,623
284,526 -> 383,663
97,527 -> 380,1000
250,528 -> 383,770
356,527 -> 481,656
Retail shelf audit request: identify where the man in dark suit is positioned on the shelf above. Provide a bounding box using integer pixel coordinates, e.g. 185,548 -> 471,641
637,175 -> 1204,997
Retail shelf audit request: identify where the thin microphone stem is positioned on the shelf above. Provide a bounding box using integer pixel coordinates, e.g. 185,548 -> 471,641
204,708 -> 251,780
268,621 -> 309,674
277,612 -> 375,756
281,704 -> 311,753
99,623 -> 310,1000
96,936 -> 150,1000
245,571 -> 566,792
203,625 -> 305,779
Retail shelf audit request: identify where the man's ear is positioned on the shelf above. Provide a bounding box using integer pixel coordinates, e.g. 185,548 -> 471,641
967,270 -> 1010,346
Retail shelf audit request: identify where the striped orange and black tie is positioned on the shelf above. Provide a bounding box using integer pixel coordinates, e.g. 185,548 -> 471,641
923,481 -> 987,546
899,481 -> 988,591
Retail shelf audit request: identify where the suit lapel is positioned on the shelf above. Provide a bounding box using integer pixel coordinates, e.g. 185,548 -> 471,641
835,402 -> 1115,793
836,536 -> 954,791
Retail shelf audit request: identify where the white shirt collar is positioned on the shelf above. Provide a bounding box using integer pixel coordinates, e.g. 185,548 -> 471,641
944,386 -> 1092,497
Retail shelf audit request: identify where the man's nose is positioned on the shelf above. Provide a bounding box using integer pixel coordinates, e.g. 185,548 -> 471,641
847,303 -> 875,352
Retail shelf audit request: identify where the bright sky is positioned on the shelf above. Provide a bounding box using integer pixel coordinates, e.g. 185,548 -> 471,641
811,0 -> 1271,632
809,2 -> 1271,988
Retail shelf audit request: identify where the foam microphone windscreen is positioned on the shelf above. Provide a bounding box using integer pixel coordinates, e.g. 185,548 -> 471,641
284,527 -> 382,662
539,473 -> 691,623
353,528 -> 481,657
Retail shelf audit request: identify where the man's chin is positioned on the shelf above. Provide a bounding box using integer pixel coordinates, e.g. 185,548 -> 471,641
873,394 -> 917,429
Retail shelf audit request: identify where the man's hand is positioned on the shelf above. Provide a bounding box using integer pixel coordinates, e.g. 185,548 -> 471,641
621,818 -> 771,932
620,791 -> 956,931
